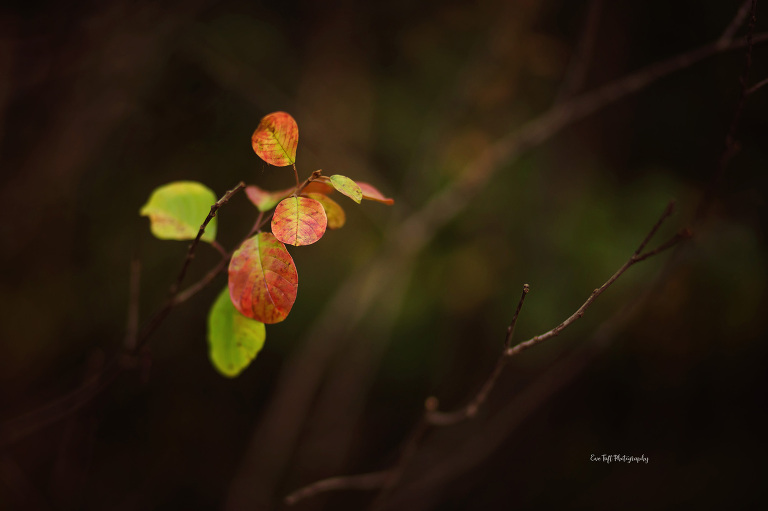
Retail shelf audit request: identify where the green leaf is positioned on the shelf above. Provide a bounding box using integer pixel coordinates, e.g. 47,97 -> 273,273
303,192 -> 345,229
251,111 -> 299,167
229,232 -> 298,324
245,185 -> 294,212
329,175 -> 362,204
271,196 -> 327,246
139,181 -> 217,242
207,288 -> 265,378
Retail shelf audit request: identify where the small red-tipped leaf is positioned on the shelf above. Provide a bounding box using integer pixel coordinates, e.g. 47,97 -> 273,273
329,175 -> 362,203
245,185 -> 294,212
303,192 -> 345,229
357,181 -> 394,205
251,112 -> 298,167
228,232 -> 298,324
271,196 -> 327,246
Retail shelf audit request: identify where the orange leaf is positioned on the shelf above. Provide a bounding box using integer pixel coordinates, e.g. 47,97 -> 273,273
228,232 -> 298,324
303,181 -> 335,195
271,196 -> 327,246
357,181 -> 394,205
251,111 -> 298,167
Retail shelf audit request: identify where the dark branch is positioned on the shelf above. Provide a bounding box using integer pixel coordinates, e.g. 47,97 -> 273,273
747,76 -> 768,95
284,471 -> 389,505
286,202 -> 686,504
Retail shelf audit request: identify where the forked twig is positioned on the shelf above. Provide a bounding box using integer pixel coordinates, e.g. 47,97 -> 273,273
285,201 -> 687,506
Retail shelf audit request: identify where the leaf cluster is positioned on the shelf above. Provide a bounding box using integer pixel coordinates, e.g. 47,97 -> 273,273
140,112 -> 393,376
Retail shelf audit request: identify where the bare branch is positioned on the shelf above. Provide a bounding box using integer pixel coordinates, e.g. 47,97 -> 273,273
505,284 -> 531,349
719,0 -> 754,47
285,203 -> 686,505
747,76 -> 768,95
555,0 -> 603,102
284,471 -> 389,505
697,0 -> 758,222
124,251 -> 141,351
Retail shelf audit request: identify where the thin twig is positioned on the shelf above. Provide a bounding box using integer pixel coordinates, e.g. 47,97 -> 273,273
719,0 -> 754,47
427,201 -> 682,427
504,284 -> 531,349
124,250 -> 141,351
211,240 -> 228,257
285,471 -> 389,505
168,181 -> 245,297
174,257 -> 230,305
133,182 -> 245,353
697,0 -> 758,222
555,0 -> 603,102
746,76 -> 768,94
285,203 -> 686,505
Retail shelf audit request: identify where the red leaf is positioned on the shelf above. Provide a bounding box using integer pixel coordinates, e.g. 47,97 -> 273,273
357,182 -> 394,205
251,112 -> 299,167
245,185 -> 294,212
228,232 -> 298,324
271,196 -> 328,246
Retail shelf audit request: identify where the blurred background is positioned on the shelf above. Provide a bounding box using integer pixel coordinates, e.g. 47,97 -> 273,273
1,0 -> 767,509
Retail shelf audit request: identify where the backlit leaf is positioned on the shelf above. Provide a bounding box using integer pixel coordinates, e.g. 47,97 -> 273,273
357,181 -> 394,205
207,288 -> 265,377
251,111 -> 298,167
303,181 -> 335,195
139,181 -> 217,242
329,175 -> 362,204
229,232 -> 298,324
303,192 -> 345,229
245,185 -> 294,212
271,196 -> 327,246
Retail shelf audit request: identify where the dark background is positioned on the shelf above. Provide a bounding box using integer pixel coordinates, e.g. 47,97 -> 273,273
1,0 -> 767,509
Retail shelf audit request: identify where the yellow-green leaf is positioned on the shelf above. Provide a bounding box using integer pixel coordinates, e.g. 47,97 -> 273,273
329,174 -> 362,204
139,181 -> 217,243
207,288 -> 265,377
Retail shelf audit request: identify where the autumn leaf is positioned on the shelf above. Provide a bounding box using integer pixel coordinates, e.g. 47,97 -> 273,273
303,192 -> 345,229
357,181 -> 394,205
139,181 -> 217,242
228,232 -> 298,324
251,111 -> 299,167
207,288 -> 265,377
303,181 -> 335,195
245,185 -> 294,212
271,196 -> 327,246
328,175 -> 362,203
